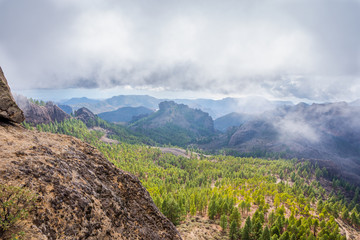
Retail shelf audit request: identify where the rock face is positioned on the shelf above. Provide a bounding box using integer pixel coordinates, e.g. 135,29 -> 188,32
15,95 -> 70,125
75,107 -> 97,126
0,67 -> 25,123
0,124 -> 181,240
133,101 -> 214,134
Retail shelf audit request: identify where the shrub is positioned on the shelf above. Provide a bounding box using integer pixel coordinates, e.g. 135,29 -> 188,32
0,184 -> 36,238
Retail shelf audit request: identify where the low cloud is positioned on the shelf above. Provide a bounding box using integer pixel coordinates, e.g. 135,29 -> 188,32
0,0 -> 359,101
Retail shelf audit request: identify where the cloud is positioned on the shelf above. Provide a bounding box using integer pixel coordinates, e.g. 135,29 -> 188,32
0,0 -> 359,101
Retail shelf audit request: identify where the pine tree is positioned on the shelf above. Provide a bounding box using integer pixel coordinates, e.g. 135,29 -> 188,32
279,231 -> 290,240
229,207 -> 241,227
271,225 -> 280,238
261,226 -> 271,240
242,216 -> 252,240
208,198 -> 217,220
220,214 -> 227,231
229,220 -> 238,240
312,218 -> 319,236
253,220 -> 263,239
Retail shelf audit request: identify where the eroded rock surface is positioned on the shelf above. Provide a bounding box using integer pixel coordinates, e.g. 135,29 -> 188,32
0,67 -> 25,123
75,107 -> 97,126
0,124 -> 181,240
14,94 -> 70,125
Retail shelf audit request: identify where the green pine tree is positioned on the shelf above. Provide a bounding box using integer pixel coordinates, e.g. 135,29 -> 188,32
229,220 -> 238,240
220,214 -> 227,231
261,226 -> 271,240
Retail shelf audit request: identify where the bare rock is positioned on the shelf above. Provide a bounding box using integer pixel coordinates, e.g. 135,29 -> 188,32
75,107 -> 96,126
14,94 -> 70,125
0,67 -> 25,123
0,124 -> 181,239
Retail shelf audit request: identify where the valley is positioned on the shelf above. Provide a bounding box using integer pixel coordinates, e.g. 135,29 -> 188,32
2,67 -> 360,239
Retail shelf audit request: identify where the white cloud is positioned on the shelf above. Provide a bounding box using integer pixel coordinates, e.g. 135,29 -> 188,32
0,0 -> 359,101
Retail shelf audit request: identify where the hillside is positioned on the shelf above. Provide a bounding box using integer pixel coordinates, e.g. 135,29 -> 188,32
214,112 -> 255,132
130,101 -> 215,146
98,106 -> 154,123
0,67 -> 181,240
202,102 -> 360,185
33,119 -> 360,240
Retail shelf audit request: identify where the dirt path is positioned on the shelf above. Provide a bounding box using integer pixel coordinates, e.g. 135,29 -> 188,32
90,127 -> 119,144
336,218 -> 360,240
157,147 -> 211,159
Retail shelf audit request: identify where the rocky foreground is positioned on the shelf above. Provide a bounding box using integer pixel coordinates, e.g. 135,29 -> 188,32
0,66 -> 181,239
0,122 -> 181,240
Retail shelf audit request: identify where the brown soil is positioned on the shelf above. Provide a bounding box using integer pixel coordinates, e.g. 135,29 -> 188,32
177,216 -> 226,240
0,123 -> 181,240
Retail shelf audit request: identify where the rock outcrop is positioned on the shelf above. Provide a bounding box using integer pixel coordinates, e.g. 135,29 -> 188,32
75,107 -> 97,126
0,67 -> 181,239
0,67 -> 25,123
0,124 -> 181,240
14,95 -> 70,125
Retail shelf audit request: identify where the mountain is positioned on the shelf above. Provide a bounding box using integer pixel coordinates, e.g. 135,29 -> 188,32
214,112 -> 255,132
74,107 -> 97,126
104,95 -> 160,109
204,102 -> 360,184
14,94 -> 70,125
61,95 -> 293,118
130,101 -> 215,146
98,106 -> 154,123
58,104 -> 73,114
0,67 -> 181,240
62,95 -> 160,114
174,96 -> 293,118
62,97 -> 101,105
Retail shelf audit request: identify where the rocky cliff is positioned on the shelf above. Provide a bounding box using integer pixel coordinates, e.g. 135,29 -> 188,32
74,107 -> 97,126
15,94 -> 70,125
0,67 -> 181,240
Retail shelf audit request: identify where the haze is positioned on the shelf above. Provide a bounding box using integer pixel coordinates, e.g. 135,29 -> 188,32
0,0 -> 359,102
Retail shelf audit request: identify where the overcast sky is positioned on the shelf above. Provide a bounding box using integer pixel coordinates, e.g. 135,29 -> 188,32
0,0 -> 359,101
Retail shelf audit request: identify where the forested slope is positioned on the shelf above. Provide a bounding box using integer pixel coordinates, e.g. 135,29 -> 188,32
25,119 -> 360,239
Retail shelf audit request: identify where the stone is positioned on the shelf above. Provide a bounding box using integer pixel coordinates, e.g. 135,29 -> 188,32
0,67 -> 25,123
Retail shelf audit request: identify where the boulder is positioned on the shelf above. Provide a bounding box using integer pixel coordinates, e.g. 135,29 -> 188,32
0,67 -> 25,123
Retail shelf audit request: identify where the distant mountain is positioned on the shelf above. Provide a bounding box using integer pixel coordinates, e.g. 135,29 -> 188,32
62,95 -> 161,114
98,106 -> 154,123
203,102 -> 360,184
61,95 -> 293,118
214,112 -> 255,132
62,97 -> 101,105
104,95 -> 160,109
58,104 -> 73,114
175,97 -> 293,118
130,101 -> 215,146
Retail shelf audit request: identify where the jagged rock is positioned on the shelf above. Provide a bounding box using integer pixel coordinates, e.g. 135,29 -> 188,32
14,95 -> 70,125
0,67 -> 25,123
0,124 -> 182,240
75,107 -> 96,126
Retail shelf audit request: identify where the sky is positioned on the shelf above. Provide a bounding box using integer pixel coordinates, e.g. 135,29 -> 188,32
0,0 -> 360,102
